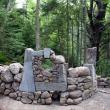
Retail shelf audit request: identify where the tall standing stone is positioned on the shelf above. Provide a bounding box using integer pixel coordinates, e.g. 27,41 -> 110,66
19,48 -> 35,92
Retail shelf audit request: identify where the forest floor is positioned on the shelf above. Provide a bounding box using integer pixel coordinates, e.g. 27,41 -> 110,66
0,88 -> 110,110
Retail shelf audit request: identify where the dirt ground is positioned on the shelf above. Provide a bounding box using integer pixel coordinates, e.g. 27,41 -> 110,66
0,88 -> 110,110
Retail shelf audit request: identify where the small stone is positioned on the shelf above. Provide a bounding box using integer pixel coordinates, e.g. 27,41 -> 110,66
36,74 -> 43,82
33,100 -> 38,105
82,89 -> 91,100
16,97 -> 21,101
67,77 -> 78,85
83,76 -> 92,83
67,98 -> 73,105
12,82 -> 20,91
68,68 -> 78,78
37,99 -> 41,103
60,92 -> 69,98
5,83 -> 11,89
68,85 -> 76,91
9,92 -> 17,99
60,97 -> 66,105
14,73 -> 22,82
0,66 -> 4,73
41,91 -> 50,99
0,83 -> 5,93
4,89 -> 11,95
41,98 -> 45,104
1,69 -> 13,83
21,97 -> 32,104
17,91 -> 22,97
45,97 -> 52,105
34,91 -> 41,100
28,93 -> 34,100
42,70 -> 52,77
84,82 -> 92,89
73,97 -> 82,105
9,63 -> 23,74
69,90 -> 82,98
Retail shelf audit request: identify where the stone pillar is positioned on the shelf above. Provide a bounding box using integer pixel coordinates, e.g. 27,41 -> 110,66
19,48 -> 35,92
84,47 -> 97,92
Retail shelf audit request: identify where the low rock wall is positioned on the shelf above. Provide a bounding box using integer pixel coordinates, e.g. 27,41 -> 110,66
0,63 -> 96,105
97,76 -> 110,88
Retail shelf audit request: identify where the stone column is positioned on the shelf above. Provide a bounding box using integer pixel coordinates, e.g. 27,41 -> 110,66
19,48 -> 35,92
84,47 -> 97,92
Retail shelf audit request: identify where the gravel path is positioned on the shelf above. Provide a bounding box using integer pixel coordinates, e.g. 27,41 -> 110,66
0,88 -> 110,110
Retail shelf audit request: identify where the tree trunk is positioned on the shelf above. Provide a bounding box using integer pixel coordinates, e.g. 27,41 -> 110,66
36,0 -> 40,50
87,0 -> 107,62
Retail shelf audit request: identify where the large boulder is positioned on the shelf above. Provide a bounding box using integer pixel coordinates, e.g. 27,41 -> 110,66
77,67 -> 90,76
69,90 -> 82,98
54,55 -> 65,64
68,68 -> 78,78
9,63 -> 23,74
1,69 -> 13,83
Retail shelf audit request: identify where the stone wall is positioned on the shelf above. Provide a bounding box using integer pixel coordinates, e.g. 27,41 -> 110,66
97,76 -> 110,88
0,63 -> 96,105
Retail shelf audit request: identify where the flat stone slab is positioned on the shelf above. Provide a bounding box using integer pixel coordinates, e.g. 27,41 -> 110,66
35,82 -> 67,91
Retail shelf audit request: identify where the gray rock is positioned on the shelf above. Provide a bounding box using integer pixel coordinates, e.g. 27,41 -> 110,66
4,89 -> 11,95
9,92 -> 17,99
5,83 -> 11,89
67,77 -> 78,85
45,98 -> 52,105
73,97 -> 82,105
0,83 -> 5,93
54,55 -> 65,64
1,69 -> 13,83
82,89 -> 91,100
28,93 -> 34,100
84,82 -> 92,89
60,97 -> 66,105
68,85 -> 76,91
75,67 -> 90,77
41,91 -> 50,99
41,98 -> 45,104
0,66 -> 4,73
22,92 -> 34,99
69,90 -> 82,98
9,63 -> 23,74
67,98 -> 73,105
33,100 -> 38,105
68,68 -> 78,78
14,73 -> 22,82
42,70 -> 52,77
34,91 -> 41,100
60,92 -> 69,98
83,76 -> 92,83
16,97 -> 21,101
21,97 -> 32,104
12,82 -> 20,91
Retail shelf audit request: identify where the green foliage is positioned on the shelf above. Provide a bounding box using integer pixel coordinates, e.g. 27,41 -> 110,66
42,59 -> 53,69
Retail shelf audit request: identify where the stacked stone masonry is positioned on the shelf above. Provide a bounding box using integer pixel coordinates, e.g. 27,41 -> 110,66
97,76 -> 110,88
0,62 -> 96,105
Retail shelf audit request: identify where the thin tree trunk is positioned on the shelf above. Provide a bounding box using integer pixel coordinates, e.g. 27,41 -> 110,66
36,0 -> 40,50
